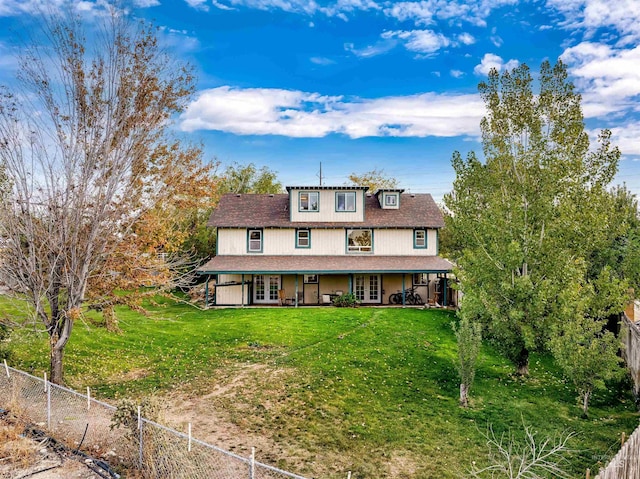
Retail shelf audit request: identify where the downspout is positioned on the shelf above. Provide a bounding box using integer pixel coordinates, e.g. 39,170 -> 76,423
241,274 -> 245,307
295,275 -> 299,308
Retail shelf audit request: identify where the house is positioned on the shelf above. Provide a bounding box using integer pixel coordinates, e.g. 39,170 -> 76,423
198,186 -> 455,306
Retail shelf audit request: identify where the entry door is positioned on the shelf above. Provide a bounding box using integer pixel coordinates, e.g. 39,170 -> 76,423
354,274 -> 381,304
254,275 -> 280,304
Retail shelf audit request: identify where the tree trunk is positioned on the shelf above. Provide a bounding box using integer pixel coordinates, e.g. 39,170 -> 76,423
516,347 -> 529,376
582,390 -> 591,417
460,382 -> 469,407
50,342 -> 64,385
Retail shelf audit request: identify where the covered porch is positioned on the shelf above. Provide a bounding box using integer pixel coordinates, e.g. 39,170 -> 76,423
197,255 -> 456,308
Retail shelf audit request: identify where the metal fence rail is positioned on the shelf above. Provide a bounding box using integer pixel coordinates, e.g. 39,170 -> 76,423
0,361 -> 308,479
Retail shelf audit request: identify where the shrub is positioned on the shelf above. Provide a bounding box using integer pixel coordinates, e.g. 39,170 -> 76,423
333,293 -> 359,308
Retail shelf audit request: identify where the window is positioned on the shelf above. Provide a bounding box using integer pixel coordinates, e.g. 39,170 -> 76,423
414,229 -> 427,248
347,229 -> 373,253
296,229 -> 310,248
385,193 -> 398,206
304,274 -> 318,284
413,273 -> 429,286
299,191 -> 319,212
247,229 -> 263,252
336,192 -> 356,212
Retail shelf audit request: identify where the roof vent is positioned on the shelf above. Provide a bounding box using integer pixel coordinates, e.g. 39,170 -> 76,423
269,194 -> 274,197
411,194 -> 415,197
236,194 -> 241,197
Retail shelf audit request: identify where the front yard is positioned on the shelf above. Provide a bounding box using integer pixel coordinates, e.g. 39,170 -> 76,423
3,297 -> 638,478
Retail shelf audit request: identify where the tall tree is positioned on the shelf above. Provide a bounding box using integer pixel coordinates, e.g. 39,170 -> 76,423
452,313 -> 482,407
0,10 -> 211,384
218,162 -> 282,194
444,60 -> 622,375
348,168 -> 399,191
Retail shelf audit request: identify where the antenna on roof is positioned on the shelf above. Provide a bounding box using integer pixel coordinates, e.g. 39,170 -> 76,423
317,162 -> 323,186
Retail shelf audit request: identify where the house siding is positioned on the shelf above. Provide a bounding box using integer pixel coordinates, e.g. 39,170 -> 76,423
218,227 -> 438,256
289,189 -> 365,223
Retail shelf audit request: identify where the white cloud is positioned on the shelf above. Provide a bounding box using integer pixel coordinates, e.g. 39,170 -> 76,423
180,86 -> 485,139
607,122 -> 640,156
344,39 -> 396,58
546,0 -> 640,42
450,69 -> 464,78
310,56 -> 335,65
0,0 -> 109,16
185,0 -> 210,10
211,0 -> 235,10
457,32 -> 475,45
561,42 -> 640,118
383,29 -> 450,55
133,0 -> 160,7
384,0 -> 518,28
473,53 -> 519,76
223,0 -> 319,15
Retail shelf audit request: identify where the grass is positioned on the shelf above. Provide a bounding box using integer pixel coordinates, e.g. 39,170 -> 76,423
2,296 -> 638,478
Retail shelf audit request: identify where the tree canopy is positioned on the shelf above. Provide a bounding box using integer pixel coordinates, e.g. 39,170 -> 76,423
444,60 -> 627,405
348,168 -> 399,191
0,10 -> 216,383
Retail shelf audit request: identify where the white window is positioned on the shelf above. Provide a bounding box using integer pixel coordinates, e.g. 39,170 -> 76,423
414,229 -> 426,248
336,192 -> 356,212
299,191 -> 319,212
385,193 -> 398,206
304,274 -> 318,284
248,229 -> 262,252
347,229 -> 373,253
296,229 -> 310,248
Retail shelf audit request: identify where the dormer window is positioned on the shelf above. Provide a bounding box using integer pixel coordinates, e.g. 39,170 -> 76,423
299,191 -> 319,212
385,194 -> 398,207
336,192 -> 356,212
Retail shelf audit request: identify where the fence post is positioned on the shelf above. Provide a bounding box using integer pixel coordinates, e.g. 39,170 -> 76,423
3,359 -> 8,378
347,472 -> 352,479
249,447 -> 255,479
46,377 -> 51,430
188,423 -> 192,452
138,405 -> 143,469
585,468 -> 590,479
87,387 -> 91,411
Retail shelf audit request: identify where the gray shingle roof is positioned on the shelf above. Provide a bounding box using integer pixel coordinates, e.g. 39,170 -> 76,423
208,193 -> 445,228
198,255 -> 453,274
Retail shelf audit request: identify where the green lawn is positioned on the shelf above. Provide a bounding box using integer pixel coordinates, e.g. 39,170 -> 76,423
2,297 -> 638,478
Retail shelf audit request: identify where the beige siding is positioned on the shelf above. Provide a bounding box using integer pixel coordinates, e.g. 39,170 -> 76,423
290,189 -> 365,223
215,274 -> 249,305
375,229 -> 438,256
218,227 -> 439,256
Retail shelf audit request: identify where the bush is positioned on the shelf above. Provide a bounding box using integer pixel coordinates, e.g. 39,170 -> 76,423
333,293 -> 359,308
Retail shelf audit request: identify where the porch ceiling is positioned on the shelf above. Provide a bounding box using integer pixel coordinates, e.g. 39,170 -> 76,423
198,255 -> 453,275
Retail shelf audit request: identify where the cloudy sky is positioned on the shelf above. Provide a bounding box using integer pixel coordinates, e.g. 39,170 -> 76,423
0,0 -> 639,200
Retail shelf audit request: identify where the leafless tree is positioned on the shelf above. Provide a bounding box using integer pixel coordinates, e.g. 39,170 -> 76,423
0,8 -> 197,384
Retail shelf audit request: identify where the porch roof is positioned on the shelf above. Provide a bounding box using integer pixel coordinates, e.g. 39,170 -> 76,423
198,255 -> 453,275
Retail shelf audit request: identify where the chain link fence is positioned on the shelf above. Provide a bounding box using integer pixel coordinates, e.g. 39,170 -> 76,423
0,361 -> 309,479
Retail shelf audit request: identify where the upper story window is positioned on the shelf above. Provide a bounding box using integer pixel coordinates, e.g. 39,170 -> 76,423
414,229 -> 427,249
247,229 -> 263,253
347,229 -> 373,253
336,191 -> 356,212
413,273 -> 429,285
384,193 -> 398,207
299,191 -> 319,212
296,229 -> 310,248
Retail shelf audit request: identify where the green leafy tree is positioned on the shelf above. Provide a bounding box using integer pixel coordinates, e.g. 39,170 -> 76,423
218,162 -> 282,194
452,313 -> 482,407
348,168 -> 398,191
444,60 -> 622,375
550,266 -> 627,416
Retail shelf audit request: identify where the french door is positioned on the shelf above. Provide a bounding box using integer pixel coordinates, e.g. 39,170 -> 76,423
354,274 -> 381,304
253,275 -> 280,304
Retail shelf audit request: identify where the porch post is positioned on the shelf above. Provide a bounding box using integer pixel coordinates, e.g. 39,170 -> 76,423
348,274 -> 353,294
402,274 -> 406,307
443,273 -> 448,307
241,274 -> 245,307
295,274 -> 299,308
204,275 -> 209,309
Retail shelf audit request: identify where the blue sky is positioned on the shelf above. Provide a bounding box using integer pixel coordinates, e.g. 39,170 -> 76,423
1,0 -> 639,201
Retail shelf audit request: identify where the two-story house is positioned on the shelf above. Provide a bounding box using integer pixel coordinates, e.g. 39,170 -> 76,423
198,186 -> 455,306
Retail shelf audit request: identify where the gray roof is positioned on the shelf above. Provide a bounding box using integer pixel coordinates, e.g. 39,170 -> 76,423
208,193 -> 445,228
198,255 -> 453,274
